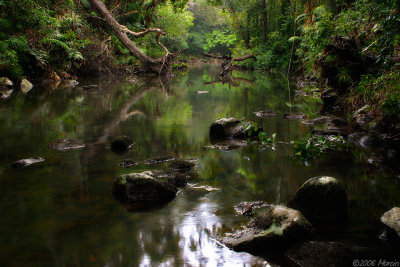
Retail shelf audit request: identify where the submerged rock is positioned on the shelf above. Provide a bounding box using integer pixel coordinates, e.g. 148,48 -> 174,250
234,201 -> 267,216
21,79 -> 33,93
286,241 -> 359,267
288,176 -> 348,227
380,207 -> 400,245
167,159 -> 196,173
284,113 -> 306,120
253,110 -> 277,118
110,136 -> 134,153
49,138 -> 85,151
210,118 -> 262,140
113,172 -> 178,211
118,159 -> 138,168
205,139 -> 247,151
12,157 -> 45,168
222,205 -> 313,252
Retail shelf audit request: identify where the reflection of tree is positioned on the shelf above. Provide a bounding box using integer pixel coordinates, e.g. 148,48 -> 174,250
205,72 -> 254,88
93,76 -> 173,145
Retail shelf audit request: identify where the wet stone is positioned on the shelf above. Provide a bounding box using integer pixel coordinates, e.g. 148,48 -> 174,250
288,176 -> 348,227
12,157 -> 45,168
222,205 -> 313,253
49,138 -> 85,151
210,118 -> 262,140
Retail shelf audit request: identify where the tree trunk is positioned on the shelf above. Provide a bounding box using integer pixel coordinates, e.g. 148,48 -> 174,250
89,0 -> 174,74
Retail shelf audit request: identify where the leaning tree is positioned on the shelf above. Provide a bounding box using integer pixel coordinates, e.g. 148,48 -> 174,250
89,0 -> 184,74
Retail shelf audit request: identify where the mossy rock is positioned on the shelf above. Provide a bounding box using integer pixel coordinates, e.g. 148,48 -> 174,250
210,117 -> 262,140
222,205 -> 313,253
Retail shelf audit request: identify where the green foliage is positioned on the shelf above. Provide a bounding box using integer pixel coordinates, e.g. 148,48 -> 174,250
297,5 -> 335,74
354,69 -> 400,118
293,135 -> 347,160
203,30 -> 236,54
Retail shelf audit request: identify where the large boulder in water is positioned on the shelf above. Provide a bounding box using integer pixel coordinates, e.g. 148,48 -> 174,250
380,207 -> 400,245
288,176 -> 348,227
210,118 -> 262,140
222,205 -> 313,253
113,172 -> 178,211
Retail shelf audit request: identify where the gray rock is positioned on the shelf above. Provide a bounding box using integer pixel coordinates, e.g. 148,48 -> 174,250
210,118 -> 262,140
222,205 -> 313,252
49,138 -> 85,151
288,176 -> 348,227
380,207 -> 400,242
253,110 -> 277,118
284,113 -> 306,120
286,241 -> 359,267
110,136 -> 134,153
143,169 -> 189,188
12,157 -> 45,168
21,79 -> 33,93
112,172 -> 178,211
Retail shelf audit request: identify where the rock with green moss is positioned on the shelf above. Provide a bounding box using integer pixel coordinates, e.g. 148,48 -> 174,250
288,176 -> 348,227
113,172 -> 178,210
210,118 -> 262,140
222,205 -> 313,252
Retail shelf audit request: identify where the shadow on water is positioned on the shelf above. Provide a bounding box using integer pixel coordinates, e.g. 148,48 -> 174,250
0,64 -> 399,266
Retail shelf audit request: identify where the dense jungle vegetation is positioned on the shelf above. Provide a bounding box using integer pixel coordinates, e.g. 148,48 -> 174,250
0,0 -> 399,124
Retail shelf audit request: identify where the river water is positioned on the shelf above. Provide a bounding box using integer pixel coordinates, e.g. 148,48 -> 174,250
0,65 -> 398,266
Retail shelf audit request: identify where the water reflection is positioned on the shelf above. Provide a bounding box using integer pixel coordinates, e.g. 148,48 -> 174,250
0,64 -> 399,266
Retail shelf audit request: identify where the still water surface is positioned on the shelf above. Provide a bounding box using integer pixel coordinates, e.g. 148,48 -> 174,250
0,65 -> 398,266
